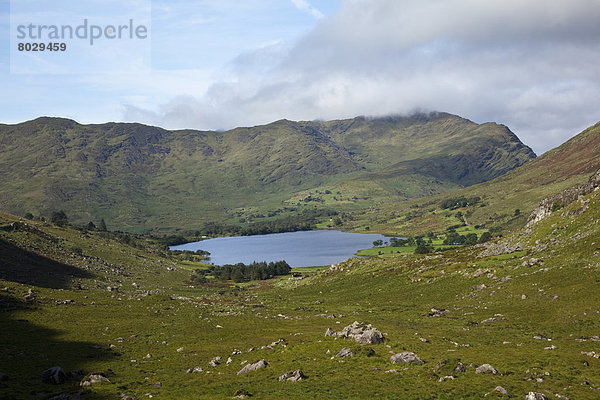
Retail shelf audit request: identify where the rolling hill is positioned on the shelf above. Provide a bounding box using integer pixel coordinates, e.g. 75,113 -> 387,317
0,113 -> 534,232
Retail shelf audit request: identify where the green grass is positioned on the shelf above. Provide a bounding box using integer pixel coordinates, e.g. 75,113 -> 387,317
2,180 -> 600,398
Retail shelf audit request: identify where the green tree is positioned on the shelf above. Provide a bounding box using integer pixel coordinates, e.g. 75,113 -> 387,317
479,231 -> 492,243
50,210 -> 68,227
372,239 -> 384,247
23,212 -> 34,220
86,221 -> 97,231
98,218 -> 108,232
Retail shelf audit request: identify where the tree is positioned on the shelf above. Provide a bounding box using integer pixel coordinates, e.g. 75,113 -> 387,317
98,218 -> 108,232
50,210 -> 68,227
86,221 -> 97,230
514,209 -> 521,216
414,244 -> 433,254
23,212 -> 34,220
464,233 -> 478,245
372,239 -> 384,247
479,231 -> 492,243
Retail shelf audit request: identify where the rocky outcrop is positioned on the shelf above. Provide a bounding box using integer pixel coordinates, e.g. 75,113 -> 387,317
237,360 -> 268,375
525,393 -> 548,400
278,370 -> 304,382
325,321 -> 384,344
80,373 -> 110,386
390,352 -> 423,364
527,169 -> 600,227
475,364 -> 497,374
42,366 -> 68,384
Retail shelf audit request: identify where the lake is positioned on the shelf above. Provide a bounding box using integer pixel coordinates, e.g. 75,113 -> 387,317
170,230 -> 388,268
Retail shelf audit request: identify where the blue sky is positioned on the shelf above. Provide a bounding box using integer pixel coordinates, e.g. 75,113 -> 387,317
2,0 -> 600,155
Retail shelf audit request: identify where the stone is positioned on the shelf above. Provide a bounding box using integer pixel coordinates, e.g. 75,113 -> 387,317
209,356 -> 221,367
429,308 -> 447,317
525,393 -> 548,400
80,373 -> 110,386
185,367 -> 203,374
475,364 -> 497,374
324,328 -> 335,337
237,359 -> 268,375
42,366 -> 68,384
278,369 -> 304,382
454,362 -> 467,373
335,321 -> 384,344
390,352 -> 424,364
485,386 -> 508,396
335,348 -> 353,358
24,288 -> 36,303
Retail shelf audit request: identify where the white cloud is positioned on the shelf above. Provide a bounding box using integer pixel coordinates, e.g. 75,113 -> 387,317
122,0 -> 600,154
291,0 -> 324,19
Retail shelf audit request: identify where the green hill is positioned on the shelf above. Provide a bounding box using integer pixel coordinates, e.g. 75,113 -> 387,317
1,166 -> 600,399
0,113 -> 534,232
352,121 -> 600,235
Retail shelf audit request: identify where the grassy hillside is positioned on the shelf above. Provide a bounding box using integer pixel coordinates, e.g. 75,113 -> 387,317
1,168 -> 600,399
0,113 -> 534,232
348,121 -> 600,236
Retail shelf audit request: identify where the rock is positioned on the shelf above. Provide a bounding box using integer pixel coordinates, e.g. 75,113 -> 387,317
485,386 -> 508,396
185,366 -> 204,373
475,364 -> 497,374
237,359 -> 268,375
533,334 -> 551,341
525,393 -> 548,400
429,307 -> 447,317
153,382 -> 162,388
472,284 -> 487,291
226,357 -> 233,365
209,356 -> 221,367
80,373 -> 110,386
336,348 -> 353,358
390,352 -> 424,364
42,366 -> 68,384
454,362 -> 467,373
438,375 -> 454,382
0,372 -> 8,381
324,328 -> 335,337
335,321 -> 384,344
24,288 -> 36,303
278,369 -> 304,382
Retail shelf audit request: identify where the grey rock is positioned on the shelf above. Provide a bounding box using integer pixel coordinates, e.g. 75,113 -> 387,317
209,356 -> 221,367
24,288 -> 36,303
185,367 -> 204,374
485,386 -> 508,396
454,362 -> 466,373
475,364 -> 497,374
42,366 -> 68,384
390,352 -> 424,364
324,328 -> 335,337
429,307 -> 447,317
80,373 -> 110,386
336,321 -> 384,344
278,369 -> 304,382
336,348 -> 353,358
237,359 -> 268,375
525,393 -> 548,400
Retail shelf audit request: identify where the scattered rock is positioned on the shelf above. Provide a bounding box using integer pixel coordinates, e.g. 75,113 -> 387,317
485,386 -> 508,396
278,369 -> 304,382
329,321 -> 384,344
185,367 -> 203,374
390,352 -> 423,364
475,364 -> 497,374
533,334 -> 551,341
438,375 -> 454,382
454,362 -> 467,373
226,357 -> 233,365
80,373 -> 110,386
42,366 -> 68,384
324,328 -> 335,337
472,284 -> 487,291
209,356 -> 221,367
237,359 -> 268,375
429,307 -> 447,317
153,382 -> 162,388
525,393 -> 548,400
24,288 -> 36,303
336,348 -> 353,358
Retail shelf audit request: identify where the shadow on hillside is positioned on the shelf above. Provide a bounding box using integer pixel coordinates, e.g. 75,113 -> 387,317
0,238 -> 94,289
0,291 -> 116,399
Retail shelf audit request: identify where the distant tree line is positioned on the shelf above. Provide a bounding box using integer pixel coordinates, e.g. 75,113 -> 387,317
190,260 -> 291,284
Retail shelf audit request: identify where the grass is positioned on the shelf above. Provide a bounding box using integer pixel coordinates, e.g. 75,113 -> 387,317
2,178 -> 600,398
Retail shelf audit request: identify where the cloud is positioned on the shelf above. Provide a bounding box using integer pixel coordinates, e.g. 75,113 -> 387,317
290,0 -> 324,19
123,0 -> 600,155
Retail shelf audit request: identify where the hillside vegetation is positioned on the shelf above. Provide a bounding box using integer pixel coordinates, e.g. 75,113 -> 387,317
0,113 -> 534,232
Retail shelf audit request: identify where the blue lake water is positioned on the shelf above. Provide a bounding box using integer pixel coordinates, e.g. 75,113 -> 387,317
170,230 -> 388,268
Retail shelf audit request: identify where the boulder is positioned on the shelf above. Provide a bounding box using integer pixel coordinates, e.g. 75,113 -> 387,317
24,288 -> 36,303
475,364 -> 497,374
390,352 -> 424,364
324,328 -> 335,337
42,366 -> 68,384
485,386 -> 508,396
80,373 -> 110,386
429,308 -> 447,317
336,321 -> 384,344
237,359 -> 268,375
335,348 -> 353,358
209,356 -> 221,367
454,362 -> 466,373
525,393 -> 548,400
278,369 -> 304,382
185,367 -> 203,374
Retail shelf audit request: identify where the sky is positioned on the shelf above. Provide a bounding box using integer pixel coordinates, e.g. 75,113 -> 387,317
1,0 -> 600,155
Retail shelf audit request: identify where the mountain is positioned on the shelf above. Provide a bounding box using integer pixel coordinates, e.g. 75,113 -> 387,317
0,113 -> 534,231
361,120 -> 600,235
